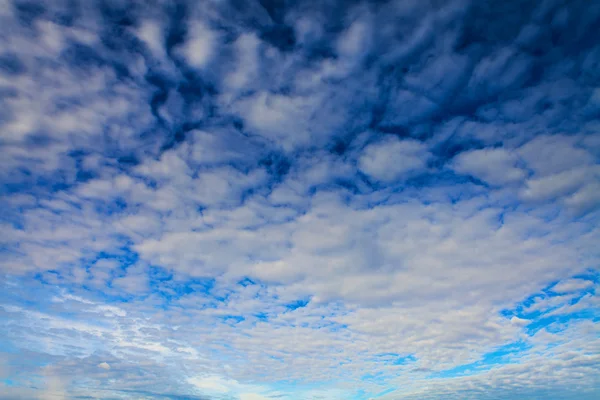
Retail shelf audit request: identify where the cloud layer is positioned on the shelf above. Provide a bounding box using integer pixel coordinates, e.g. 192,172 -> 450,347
0,0 -> 599,399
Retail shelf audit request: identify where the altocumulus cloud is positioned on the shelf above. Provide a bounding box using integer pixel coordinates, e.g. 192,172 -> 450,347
0,0 -> 599,399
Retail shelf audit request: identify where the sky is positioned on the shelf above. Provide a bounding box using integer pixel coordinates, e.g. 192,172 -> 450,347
0,0 -> 599,399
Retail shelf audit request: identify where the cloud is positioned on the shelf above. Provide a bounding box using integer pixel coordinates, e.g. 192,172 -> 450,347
136,19 -> 166,59
359,137 -> 431,182
450,147 -> 525,185
518,135 -> 595,176
0,0 -> 599,400
179,20 -> 218,70
97,362 -> 110,370
224,33 -> 261,93
519,166 -> 597,203
551,278 -> 595,294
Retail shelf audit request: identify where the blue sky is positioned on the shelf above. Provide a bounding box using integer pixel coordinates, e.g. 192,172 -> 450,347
0,0 -> 599,399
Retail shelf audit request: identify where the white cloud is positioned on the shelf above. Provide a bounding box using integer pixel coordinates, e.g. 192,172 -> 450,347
519,166 -> 596,203
239,394 -> 271,400
224,33 -> 261,92
136,19 -> 165,57
0,1 -> 599,399
551,279 -> 595,294
187,375 -> 232,394
97,362 -> 110,370
234,91 -> 319,151
518,135 -> 595,176
359,137 -> 431,182
450,147 -> 525,185
510,316 -> 530,327
179,21 -> 218,69
337,18 -> 371,59
564,182 -> 600,215
112,265 -> 150,294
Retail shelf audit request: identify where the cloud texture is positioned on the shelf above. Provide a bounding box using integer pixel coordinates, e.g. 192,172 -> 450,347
0,0 -> 599,399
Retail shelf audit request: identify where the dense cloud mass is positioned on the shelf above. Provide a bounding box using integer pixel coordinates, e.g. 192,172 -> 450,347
0,0 -> 599,399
